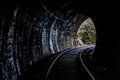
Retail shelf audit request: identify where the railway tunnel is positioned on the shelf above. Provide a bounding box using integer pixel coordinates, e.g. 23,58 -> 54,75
0,0 -> 117,80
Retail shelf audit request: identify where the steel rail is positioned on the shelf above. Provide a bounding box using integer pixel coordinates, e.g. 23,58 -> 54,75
44,47 -> 80,80
79,45 -> 95,80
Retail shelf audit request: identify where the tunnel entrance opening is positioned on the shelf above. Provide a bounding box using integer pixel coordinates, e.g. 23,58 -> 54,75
76,18 -> 96,47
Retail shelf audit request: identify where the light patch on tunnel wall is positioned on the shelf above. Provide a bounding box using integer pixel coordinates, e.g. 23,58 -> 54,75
77,18 -> 96,46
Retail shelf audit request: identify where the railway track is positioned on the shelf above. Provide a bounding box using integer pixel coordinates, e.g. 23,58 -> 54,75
17,48 -> 78,80
18,45 -> 108,80
79,46 -> 95,80
45,45 -> 95,80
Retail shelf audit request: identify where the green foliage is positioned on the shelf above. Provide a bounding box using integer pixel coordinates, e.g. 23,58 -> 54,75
83,32 -> 90,40
77,18 -> 96,46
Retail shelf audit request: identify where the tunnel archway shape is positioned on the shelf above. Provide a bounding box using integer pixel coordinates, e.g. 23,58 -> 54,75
76,17 -> 96,47
0,0 -> 117,80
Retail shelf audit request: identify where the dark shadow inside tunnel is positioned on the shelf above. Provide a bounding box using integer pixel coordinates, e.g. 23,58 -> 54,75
0,0 -> 117,80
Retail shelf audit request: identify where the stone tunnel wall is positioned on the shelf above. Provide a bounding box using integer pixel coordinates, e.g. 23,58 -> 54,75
0,7 -> 88,80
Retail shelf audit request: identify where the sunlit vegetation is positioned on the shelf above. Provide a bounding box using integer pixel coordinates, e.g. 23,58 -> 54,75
77,18 -> 96,46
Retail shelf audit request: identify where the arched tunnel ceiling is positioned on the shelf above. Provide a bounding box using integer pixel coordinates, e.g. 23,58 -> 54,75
0,0 -> 118,79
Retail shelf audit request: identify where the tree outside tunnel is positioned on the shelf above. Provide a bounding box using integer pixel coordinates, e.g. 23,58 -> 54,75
76,18 -> 96,46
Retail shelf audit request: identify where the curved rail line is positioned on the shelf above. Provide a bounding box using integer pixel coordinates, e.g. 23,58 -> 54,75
44,47 -> 80,80
45,45 -> 95,80
79,45 -> 95,80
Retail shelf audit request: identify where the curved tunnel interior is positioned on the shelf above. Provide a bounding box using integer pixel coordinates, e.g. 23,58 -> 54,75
0,0 -> 117,80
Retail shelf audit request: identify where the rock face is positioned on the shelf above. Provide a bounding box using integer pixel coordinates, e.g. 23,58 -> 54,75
0,1 -> 97,79
77,18 -> 96,46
